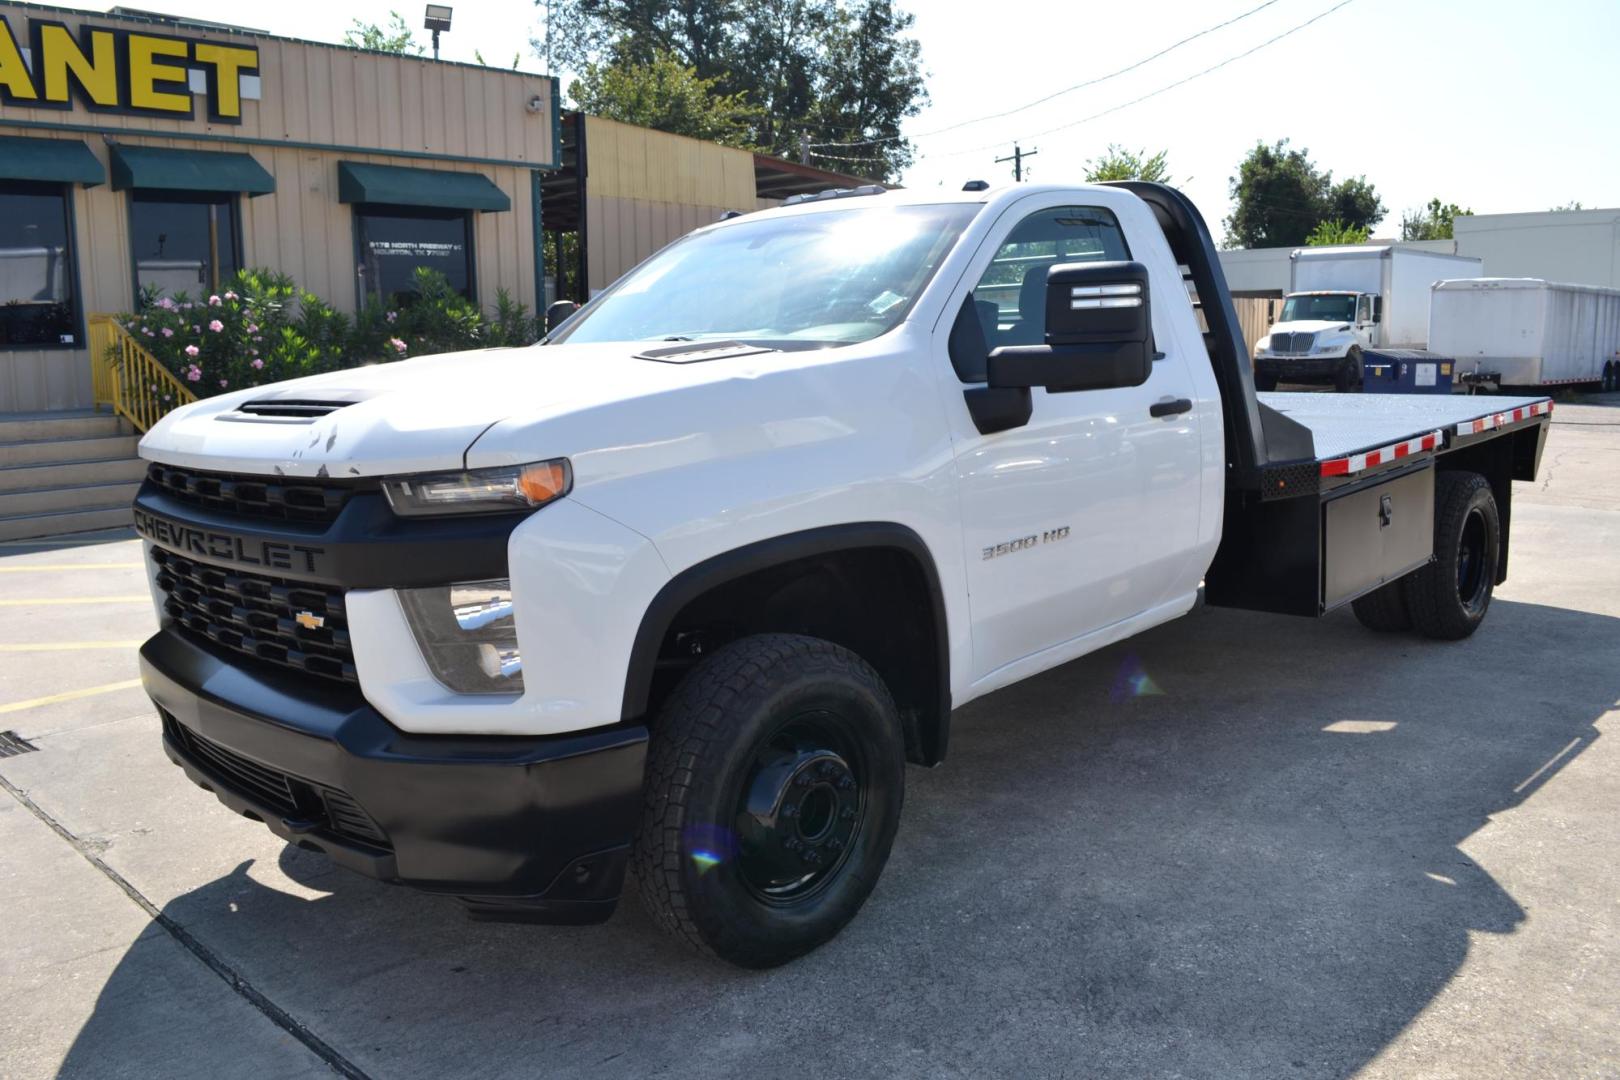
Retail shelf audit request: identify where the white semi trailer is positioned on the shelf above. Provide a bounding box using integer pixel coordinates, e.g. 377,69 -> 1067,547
1429,278 -> 1620,390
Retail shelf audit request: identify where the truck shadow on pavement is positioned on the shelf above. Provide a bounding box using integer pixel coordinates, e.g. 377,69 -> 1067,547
57,598 -> 1614,1079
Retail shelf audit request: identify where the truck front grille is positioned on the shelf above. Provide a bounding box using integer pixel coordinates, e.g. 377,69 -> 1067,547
152,548 -> 357,683
163,714 -> 390,849
145,463 -> 354,524
1272,332 -> 1315,355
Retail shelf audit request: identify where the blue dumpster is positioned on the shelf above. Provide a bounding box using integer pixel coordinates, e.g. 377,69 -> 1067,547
1361,349 -> 1455,395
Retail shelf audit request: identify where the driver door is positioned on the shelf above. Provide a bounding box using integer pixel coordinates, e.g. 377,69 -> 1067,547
937,195 -> 1206,684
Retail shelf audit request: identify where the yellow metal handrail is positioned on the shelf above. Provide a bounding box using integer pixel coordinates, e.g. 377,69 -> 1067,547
88,315 -> 198,432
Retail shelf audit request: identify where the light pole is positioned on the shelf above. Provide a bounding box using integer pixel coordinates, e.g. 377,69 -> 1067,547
423,5 -> 452,61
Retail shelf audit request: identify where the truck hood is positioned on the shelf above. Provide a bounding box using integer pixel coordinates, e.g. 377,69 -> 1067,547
138,342 -> 748,478
1268,319 -> 1353,336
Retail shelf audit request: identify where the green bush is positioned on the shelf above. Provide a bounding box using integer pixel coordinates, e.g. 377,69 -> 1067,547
120,267 -> 541,398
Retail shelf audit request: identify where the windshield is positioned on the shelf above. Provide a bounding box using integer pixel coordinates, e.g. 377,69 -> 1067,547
1280,293 -> 1356,323
553,203 -> 979,349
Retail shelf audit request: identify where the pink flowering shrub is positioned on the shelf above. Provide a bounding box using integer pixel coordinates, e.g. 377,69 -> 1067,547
120,268 -> 540,400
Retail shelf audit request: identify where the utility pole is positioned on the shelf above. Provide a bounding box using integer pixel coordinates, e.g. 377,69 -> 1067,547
996,143 -> 1037,182
799,130 -> 810,166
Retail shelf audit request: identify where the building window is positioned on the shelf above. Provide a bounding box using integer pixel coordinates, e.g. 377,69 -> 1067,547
0,180 -> 80,348
355,205 -> 474,307
131,191 -> 242,300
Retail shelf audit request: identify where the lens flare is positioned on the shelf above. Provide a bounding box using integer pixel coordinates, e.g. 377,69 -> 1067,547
682,822 -> 737,875
1110,653 -> 1164,703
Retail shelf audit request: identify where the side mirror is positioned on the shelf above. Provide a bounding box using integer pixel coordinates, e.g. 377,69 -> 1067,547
1371,296 -> 1383,324
546,299 -> 580,333
986,261 -> 1153,393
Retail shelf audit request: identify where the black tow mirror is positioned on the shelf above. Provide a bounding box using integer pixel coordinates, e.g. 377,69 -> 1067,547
987,261 -> 1153,393
545,299 -> 580,333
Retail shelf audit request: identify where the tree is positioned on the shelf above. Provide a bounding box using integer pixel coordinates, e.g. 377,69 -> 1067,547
1549,200 -> 1584,212
1084,145 -> 1172,184
344,11 -> 422,55
1400,198 -> 1471,241
541,0 -> 927,182
1306,219 -> 1370,246
1224,139 -> 1385,249
569,51 -> 761,147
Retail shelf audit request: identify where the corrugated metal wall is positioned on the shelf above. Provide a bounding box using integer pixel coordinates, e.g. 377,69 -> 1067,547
0,4 -> 557,412
582,117 -> 758,293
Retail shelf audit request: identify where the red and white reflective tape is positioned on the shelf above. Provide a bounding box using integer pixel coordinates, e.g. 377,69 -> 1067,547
1454,399 -> 1554,437
1320,431 -> 1442,477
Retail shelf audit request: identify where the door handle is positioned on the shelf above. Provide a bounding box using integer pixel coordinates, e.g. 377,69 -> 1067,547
1150,397 -> 1193,418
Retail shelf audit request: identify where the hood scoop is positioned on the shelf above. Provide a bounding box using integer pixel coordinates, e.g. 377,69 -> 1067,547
633,341 -> 775,364
223,388 -> 379,422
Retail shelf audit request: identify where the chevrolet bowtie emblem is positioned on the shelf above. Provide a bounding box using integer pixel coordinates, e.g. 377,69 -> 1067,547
295,611 -> 325,630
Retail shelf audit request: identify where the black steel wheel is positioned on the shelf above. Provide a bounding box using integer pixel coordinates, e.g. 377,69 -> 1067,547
1603,361 -> 1617,392
1351,578 -> 1412,632
1255,368 -> 1279,392
634,634 -> 904,968
1404,471 -> 1500,640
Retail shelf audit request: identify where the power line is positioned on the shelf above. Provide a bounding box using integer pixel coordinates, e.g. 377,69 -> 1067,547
925,0 -> 1360,162
808,0 -> 1283,150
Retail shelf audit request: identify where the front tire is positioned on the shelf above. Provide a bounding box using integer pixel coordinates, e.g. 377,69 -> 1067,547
1404,471 -> 1500,640
1255,367 -> 1279,392
1336,347 -> 1364,393
633,634 -> 905,968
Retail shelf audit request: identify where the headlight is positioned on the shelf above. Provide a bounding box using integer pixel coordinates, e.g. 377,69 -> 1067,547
1314,345 -> 1337,355
383,460 -> 571,517
398,579 -> 523,694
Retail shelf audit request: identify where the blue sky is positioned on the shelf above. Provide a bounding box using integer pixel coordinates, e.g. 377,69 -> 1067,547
40,0 -> 1620,234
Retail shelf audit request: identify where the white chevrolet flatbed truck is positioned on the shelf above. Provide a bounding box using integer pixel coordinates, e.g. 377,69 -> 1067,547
133,182 -> 1552,967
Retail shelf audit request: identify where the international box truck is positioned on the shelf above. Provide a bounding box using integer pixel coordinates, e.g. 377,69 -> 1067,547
1253,246 -> 1482,391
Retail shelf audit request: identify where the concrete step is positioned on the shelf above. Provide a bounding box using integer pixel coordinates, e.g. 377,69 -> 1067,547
0,434 -> 142,468
0,504 -> 135,542
0,457 -> 147,494
0,480 -> 142,519
0,410 -> 131,443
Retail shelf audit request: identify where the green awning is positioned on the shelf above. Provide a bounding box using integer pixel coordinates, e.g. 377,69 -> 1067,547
109,145 -> 275,196
337,161 -> 510,212
0,136 -> 104,187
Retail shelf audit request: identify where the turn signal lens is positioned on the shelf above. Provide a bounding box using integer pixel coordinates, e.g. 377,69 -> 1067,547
383,459 -> 572,517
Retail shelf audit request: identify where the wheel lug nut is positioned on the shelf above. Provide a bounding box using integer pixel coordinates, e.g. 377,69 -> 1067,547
837,777 -> 854,790
841,807 -> 856,820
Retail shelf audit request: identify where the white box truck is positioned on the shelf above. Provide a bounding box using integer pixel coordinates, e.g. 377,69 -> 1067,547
1254,246 -> 1482,391
1429,278 -> 1620,390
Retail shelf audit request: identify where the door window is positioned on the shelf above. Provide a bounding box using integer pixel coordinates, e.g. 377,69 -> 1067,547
1356,295 -> 1372,323
0,180 -> 80,347
972,206 -> 1130,350
131,191 -> 241,299
355,204 -> 474,307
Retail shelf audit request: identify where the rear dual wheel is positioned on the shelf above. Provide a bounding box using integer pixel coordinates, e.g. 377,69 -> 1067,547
1352,471 -> 1500,639
1602,360 -> 1618,393
634,634 -> 905,968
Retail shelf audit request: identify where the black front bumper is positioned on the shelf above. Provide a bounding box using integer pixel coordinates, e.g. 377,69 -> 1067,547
143,630 -> 648,924
1255,355 -> 1343,381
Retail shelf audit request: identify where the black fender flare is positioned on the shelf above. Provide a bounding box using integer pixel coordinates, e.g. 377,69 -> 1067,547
619,522 -> 953,763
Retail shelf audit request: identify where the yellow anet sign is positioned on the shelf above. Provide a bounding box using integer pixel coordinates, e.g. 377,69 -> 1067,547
0,14 -> 259,123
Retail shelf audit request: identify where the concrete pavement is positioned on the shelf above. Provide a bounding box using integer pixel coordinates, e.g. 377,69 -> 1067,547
2,397 -> 1616,1079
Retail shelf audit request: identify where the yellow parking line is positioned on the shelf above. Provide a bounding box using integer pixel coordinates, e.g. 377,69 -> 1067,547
0,596 -> 150,606
0,537 -> 135,548
0,563 -> 142,572
0,679 -> 143,716
0,642 -> 142,651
